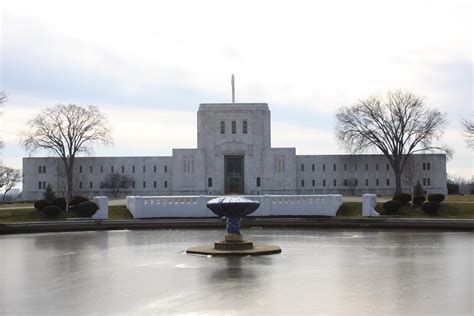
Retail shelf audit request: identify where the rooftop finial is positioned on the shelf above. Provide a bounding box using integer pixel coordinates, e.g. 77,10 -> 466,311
231,74 -> 235,103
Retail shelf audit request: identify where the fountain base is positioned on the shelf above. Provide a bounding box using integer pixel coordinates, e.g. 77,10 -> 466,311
187,233 -> 281,256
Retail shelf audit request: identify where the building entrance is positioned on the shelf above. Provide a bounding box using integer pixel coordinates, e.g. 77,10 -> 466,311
224,156 -> 244,194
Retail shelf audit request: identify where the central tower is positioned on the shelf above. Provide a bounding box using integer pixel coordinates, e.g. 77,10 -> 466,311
197,103 -> 271,194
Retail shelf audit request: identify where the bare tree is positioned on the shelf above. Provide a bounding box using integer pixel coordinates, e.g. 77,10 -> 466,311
0,166 -> 21,203
20,104 -> 112,202
461,117 -> 474,148
0,90 -> 8,155
336,90 -> 449,194
101,173 -> 133,198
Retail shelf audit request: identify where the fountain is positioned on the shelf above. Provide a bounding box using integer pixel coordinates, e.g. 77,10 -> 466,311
186,196 -> 281,256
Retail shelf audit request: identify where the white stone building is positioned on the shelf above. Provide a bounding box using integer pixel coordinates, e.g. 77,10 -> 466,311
22,102 -> 447,200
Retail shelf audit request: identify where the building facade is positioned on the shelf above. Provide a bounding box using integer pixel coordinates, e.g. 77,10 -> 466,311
22,103 -> 447,199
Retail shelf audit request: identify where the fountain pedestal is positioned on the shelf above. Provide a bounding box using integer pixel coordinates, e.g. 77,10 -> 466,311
186,197 -> 281,256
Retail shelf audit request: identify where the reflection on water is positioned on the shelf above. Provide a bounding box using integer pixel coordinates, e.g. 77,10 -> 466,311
0,229 -> 472,315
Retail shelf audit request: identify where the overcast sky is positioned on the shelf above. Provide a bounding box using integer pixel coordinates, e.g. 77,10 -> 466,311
1,0 -> 472,183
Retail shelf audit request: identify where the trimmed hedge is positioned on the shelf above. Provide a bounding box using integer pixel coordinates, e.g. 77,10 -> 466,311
69,196 -> 89,210
34,199 -> 51,211
43,205 -> 62,217
427,194 -> 445,203
52,197 -> 67,211
421,201 -> 440,215
383,200 -> 402,214
76,201 -> 99,217
393,193 -> 412,205
412,195 -> 426,206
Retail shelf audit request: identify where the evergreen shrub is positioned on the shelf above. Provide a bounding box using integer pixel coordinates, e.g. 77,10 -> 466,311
76,201 -> 99,217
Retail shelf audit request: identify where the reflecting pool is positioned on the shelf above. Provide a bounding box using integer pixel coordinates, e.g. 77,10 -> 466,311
0,229 -> 472,315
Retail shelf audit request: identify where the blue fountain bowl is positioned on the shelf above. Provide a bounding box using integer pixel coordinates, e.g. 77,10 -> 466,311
206,196 -> 260,218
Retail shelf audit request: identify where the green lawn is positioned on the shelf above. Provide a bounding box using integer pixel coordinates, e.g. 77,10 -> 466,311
0,205 -> 133,223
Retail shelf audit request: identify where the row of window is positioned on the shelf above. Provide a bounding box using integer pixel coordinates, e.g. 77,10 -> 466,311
300,162 -> 432,172
78,165 -> 168,174
299,178 -> 431,187
220,120 -> 248,134
38,166 -> 46,174
76,180 -> 169,189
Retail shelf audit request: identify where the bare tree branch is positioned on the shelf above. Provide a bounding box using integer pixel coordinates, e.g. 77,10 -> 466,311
461,117 -> 474,148
0,166 -> 21,203
20,104 -> 112,201
336,89 -> 449,194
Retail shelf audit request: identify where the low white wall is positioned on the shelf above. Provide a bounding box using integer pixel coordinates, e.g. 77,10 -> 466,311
92,196 -> 108,219
362,194 -> 379,217
126,195 -> 343,219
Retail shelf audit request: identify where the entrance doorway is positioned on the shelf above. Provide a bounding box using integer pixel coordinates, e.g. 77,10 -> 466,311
224,156 -> 244,194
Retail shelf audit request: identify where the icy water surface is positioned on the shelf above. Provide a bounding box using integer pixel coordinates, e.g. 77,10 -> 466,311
0,229 -> 472,315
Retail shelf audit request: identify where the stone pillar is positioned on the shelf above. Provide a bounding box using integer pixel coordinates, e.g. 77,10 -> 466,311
362,194 -> 379,216
92,196 -> 108,219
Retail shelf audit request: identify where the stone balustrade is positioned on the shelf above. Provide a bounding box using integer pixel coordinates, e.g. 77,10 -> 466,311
126,194 -> 344,218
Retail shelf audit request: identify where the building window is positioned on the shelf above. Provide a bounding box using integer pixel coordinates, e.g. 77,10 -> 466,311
376,179 -> 379,186
38,181 -> 42,189
154,181 -> 157,188
256,177 -> 261,187
164,181 -> 168,188
208,177 -> 213,188
132,181 -> 135,188
154,165 -> 157,173
323,179 -> 326,187
312,164 -> 315,172
365,179 -> 369,186
79,166 -> 82,173
132,166 -> 135,173
38,166 -> 42,174
90,181 -> 93,189
344,164 -> 347,171
220,121 -> 225,134
386,163 -> 389,171
333,179 -> 337,187
100,165 -> 103,173
333,164 -> 336,171
386,179 -> 390,186
323,164 -> 326,172
427,163 -> 431,170
422,162 -> 426,170
427,178 -> 431,186
301,180 -> 305,187
301,164 -> 304,171
344,179 -> 348,186
42,181 -> 46,189
275,157 -> 286,172
121,166 -> 125,173
90,166 -> 93,173
312,179 -> 315,187
243,120 -> 248,134
355,179 -> 358,186
79,181 -> 83,189
143,181 -> 146,188
111,166 -> 114,173
42,166 -> 46,173
164,165 -> 168,173
100,181 -> 103,188
183,158 -> 195,174
143,165 -> 146,173
232,121 -> 236,134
